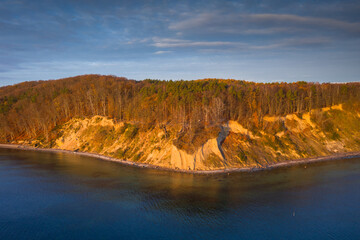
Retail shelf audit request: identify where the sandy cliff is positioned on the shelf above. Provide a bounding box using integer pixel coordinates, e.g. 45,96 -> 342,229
15,104 -> 360,171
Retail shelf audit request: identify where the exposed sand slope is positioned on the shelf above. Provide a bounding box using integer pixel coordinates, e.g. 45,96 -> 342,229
13,103 -> 360,171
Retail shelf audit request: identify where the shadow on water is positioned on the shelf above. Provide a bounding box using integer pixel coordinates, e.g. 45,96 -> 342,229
0,148 -> 359,239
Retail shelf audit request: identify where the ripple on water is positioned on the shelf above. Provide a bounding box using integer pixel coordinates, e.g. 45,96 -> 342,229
0,148 -> 359,240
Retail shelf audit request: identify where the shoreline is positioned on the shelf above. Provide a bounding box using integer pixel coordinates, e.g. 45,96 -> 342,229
0,143 -> 360,174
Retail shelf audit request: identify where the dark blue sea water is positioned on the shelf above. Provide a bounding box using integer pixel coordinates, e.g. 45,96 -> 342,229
0,148 -> 359,240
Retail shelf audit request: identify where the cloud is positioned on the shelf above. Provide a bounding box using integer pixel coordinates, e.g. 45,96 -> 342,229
151,37 -> 238,48
169,12 -> 360,36
169,12 -> 216,31
249,37 -> 331,50
151,36 -> 331,51
249,14 -> 360,34
154,50 -> 172,54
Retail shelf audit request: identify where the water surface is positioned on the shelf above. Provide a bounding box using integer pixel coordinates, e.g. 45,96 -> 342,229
0,148 -> 359,239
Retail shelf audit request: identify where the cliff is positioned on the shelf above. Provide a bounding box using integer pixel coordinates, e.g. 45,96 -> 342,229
14,103 -> 360,171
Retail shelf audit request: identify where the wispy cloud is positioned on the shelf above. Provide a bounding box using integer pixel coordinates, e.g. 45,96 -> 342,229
154,50 -> 172,54
151,36 -> 331,51
249,14 -> 360,34
249,37 -> 331,50
151,37 -> 238,48
169,12 -> 360,36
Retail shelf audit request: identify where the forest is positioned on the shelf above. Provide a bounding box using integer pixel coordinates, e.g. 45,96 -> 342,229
0,74 -> 359,144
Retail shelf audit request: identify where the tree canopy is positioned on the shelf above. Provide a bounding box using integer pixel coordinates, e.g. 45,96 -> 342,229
0,74 -> 359,143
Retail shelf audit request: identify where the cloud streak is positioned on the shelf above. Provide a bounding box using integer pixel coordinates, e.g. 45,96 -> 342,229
169,12 -> 360,36
154,50 -> 172,54
151,36 -> 331,51
151,38 -> 238,48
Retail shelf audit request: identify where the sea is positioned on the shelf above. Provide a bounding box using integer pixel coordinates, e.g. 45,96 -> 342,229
0,148 -> 359,239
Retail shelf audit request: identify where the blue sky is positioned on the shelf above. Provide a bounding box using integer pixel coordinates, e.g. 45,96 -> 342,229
1,0 -> 360,86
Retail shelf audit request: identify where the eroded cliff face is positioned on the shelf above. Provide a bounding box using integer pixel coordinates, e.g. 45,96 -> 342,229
19,104 -> 360,170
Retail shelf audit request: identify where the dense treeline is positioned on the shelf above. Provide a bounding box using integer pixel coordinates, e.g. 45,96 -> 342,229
0,74 -> 359,142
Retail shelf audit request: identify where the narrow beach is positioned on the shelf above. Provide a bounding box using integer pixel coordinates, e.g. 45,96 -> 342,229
0,143 -> 359,174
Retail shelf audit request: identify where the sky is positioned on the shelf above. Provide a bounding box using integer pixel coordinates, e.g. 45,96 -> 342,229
1,0 -> 360,86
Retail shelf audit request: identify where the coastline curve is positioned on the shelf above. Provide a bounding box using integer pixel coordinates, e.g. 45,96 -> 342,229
0,143 -> 359,174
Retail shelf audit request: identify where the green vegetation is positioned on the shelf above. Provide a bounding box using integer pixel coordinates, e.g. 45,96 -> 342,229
124,124 -> 139,140
235,147 -> 247,163
263,120 -> 286,135
311,111 -> 341,140
204,153 -> 224,168
173,125 -> 220,153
